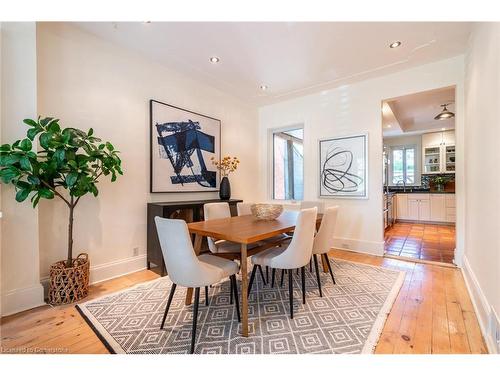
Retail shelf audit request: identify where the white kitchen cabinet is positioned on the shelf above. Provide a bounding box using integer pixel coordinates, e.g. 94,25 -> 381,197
445,194 -> 456,223
422,130 -> 455,174
430,194 -> 446,222
396,193 -> 455,223
396,194 -> 408,220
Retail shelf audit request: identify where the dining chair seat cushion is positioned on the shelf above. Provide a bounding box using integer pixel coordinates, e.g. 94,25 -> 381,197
251,246 -> 287,268
198,254 -> 239,280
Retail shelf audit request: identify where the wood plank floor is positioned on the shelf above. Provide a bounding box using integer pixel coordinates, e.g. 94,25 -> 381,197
0,250 -> 488,354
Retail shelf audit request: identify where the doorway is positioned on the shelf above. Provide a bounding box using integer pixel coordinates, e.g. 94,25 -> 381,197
382,87 -> 457,265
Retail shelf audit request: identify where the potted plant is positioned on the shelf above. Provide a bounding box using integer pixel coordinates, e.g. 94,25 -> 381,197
211,155 -> 240,200
0,117 -> 123,305
431,175 -> 451,192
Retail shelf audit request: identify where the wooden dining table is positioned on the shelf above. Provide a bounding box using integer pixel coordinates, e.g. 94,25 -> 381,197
186,210 -> 322,337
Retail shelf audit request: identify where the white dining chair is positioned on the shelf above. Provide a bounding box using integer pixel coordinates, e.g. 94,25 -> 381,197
311,206 -> 339,297
236,202 -> 252,216
248,207 -> 317,318
300,200 -> 325,213
204,202 -> 244,254
154,216 -> 241,354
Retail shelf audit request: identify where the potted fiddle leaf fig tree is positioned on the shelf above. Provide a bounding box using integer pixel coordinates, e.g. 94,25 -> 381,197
0,117 -> 123,305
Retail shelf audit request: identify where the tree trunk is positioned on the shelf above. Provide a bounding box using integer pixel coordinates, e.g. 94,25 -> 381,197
67,197 -> 75,267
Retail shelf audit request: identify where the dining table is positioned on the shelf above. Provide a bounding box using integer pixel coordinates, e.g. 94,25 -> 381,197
186,210 -> 323,337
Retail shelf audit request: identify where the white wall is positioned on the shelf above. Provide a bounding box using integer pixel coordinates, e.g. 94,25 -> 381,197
0,22 -> 45,316
36,23 -> 259,283
462,22 -> 500,354
259,56 -> 465,256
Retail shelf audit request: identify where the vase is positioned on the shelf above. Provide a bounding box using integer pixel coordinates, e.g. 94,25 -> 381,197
436,184 -> 444,192
219,176 -> 231,200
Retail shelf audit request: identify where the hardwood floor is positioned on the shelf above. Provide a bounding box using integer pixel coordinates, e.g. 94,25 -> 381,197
0,249 -> 487,354
385,222 -> 456,264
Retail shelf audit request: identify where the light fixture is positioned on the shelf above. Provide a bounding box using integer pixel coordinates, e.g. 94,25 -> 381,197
387,124 -> 392,128
434,103 -> 455,120
260,85 -> 268,91
389,41 -> 402,48
441,127 -> 446,131
209,56 -> 220,63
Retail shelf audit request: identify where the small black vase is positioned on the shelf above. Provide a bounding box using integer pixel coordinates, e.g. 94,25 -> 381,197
219,176 -> 231,200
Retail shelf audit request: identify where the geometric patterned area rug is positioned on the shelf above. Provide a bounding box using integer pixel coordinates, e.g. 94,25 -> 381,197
76,258 -> 404,354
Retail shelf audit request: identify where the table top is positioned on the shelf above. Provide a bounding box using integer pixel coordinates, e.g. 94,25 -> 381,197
148,199 -> 242,207
187,211 -> 322,244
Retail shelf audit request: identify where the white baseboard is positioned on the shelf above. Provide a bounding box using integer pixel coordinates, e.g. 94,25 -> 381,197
1,283 -> 45,317
40,254 -> 147,297
461,255 -> 497,353
332,237 -> 384,256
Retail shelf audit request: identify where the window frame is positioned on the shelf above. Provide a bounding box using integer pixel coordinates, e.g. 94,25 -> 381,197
270,125 -> 304,201
389,144 -> 417,186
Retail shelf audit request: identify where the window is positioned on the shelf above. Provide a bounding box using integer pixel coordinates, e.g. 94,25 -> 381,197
391,145 -> 416,185
273,128 -> 304,200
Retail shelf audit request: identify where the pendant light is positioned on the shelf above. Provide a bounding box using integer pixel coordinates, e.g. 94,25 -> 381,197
434,103 -> 455,120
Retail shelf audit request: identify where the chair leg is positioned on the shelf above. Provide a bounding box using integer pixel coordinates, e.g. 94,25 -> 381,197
205,285 -> 209,306
288,269 -> 294,319
230,279 -> 234,304
280,269 -> 285,287
309,258 -> 312,272
230,275 -> 241,323
257,265 -> 267,285
324,254 -> 336,284
301,266 -> 306,304
160,283 -> 177,329
190,287 -> 200,354
248,264 -> 258,297
313,254 -> 323,297
271,268 -> 276,288
266,266 -> 269,284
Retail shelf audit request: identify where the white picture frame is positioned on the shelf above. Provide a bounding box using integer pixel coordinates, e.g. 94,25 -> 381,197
318,133 -> 368,199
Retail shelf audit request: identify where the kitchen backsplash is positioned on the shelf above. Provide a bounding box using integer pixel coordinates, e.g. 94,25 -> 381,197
421,173 -> 455,189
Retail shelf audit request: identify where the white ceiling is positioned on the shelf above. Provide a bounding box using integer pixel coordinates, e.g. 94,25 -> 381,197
74,22 -> 471,105
382,86 -> 456,137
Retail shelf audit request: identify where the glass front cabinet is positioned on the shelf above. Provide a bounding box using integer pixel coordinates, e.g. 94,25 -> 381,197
422,130 -> 455,174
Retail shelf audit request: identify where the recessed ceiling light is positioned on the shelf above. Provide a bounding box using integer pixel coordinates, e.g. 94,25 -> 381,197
260,85 -> 268,91
209,56 -> 220,63
389,41 -> 402,49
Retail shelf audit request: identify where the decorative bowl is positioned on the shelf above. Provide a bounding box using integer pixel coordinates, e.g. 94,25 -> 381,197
251,203 -> 284,221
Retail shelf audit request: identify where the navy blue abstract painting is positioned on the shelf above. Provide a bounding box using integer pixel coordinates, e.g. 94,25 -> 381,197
150,100 -> 220,193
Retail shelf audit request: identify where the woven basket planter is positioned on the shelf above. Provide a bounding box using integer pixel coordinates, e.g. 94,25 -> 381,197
48,253 -> 90,305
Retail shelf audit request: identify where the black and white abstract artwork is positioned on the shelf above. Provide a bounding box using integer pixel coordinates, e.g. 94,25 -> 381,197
319,133 -> 368,198
150,100 -> 220,193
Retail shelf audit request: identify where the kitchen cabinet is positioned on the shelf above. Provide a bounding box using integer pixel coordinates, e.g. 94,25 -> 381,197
395,193 -> 455,223
422,130 -> 455,174
430,194 -> 446,222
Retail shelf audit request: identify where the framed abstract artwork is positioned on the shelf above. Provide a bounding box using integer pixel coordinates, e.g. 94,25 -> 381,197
150,100 -> 221,193
318,133 -> 368,199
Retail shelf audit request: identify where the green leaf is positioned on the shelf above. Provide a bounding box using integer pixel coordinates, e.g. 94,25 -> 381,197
27,175 -> 40,185
39,133 -> 52,149
105,142 -> 114,151
48,121 -> 61,133
19,156 -> 32,171
0,144 -> 11,152
53,149 -> 65,164
15,188 -> 30,202
39,188 -> 55,199
40,117 -> 54,127
65,172 -> 78,187
87,128 -> 94,136
27,127 -> 41,141
32,192 -> 41,208
0,167 -> 21,183
20,139 -> 32,151
98,144 -> 106,150
23,119 -> 38,127
0,154 -> 21,166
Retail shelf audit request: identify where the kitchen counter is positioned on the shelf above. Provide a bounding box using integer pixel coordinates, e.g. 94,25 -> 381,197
385,189 -> 455,194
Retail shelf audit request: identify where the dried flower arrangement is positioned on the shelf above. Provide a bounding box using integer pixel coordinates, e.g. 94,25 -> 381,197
211,155 -> 240,177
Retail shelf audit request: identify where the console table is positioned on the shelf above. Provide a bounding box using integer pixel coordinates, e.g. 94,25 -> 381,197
147,199 -> 243,275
